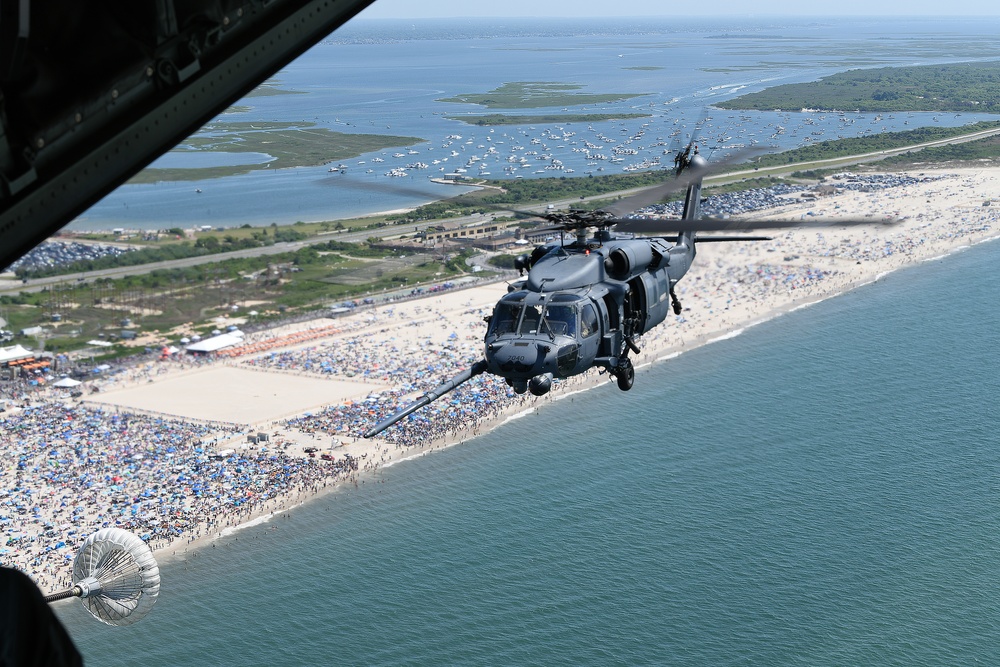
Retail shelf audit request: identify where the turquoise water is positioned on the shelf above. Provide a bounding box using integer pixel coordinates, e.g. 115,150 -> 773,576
57,239 -> 1000,664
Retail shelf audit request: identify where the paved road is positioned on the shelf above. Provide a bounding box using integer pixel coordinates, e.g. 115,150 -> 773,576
0,216 -> 488,295
3,125 -> 998,296
718,125 -> 1000,181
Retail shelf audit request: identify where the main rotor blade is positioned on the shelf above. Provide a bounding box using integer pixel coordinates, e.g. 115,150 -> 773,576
600,172 -> 689,218
600,147 -> 765,218
612,215 -> 897,235
502,208 -> 545,220
529,224 -> 571,236
318,174 -> 478,202
363,360 -> 489,438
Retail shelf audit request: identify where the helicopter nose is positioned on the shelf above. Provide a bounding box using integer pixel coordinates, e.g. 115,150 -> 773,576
488,341 -> 548,376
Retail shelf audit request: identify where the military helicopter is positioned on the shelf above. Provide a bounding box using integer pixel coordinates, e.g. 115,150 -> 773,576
363,142 -> 889,438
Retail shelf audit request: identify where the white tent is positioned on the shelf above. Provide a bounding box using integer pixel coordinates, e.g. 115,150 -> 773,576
185,330 -> 244,354
52,377 -> 82,388
0,344 -> 33,365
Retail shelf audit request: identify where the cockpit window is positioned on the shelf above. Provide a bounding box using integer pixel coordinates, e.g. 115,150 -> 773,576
491,292 -> 583,338
542,305 -> 576,337
581,303 -> 599,338
490,302 -> 521,335
519,304 -> 543,334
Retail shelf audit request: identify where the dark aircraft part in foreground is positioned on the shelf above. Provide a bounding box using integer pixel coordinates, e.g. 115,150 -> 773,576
0,0 -> 375,271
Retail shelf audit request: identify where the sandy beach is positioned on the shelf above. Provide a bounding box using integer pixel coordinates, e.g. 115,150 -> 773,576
3,167 -> 999,593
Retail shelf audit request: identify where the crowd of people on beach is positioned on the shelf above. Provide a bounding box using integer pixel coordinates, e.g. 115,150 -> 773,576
0,402 -> 359,593
284,373 -> 526,447
241,304 -> 487,381
639,173 -> 947,221
239,303 -> 535,445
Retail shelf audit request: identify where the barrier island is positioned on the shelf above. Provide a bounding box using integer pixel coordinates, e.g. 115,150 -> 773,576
716,60 -> 1000,114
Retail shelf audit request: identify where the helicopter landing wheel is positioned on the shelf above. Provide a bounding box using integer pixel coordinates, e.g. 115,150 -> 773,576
616,359 -> 634,391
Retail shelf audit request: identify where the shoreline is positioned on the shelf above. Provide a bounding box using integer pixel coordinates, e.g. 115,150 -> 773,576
7,167 -> 999,591
163,187 -> 1000,566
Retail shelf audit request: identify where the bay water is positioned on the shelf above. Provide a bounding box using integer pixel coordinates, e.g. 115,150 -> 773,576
72,16 -> 1000,230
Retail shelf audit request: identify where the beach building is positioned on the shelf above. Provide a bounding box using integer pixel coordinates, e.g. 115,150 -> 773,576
185,330 -> 245,355
417,219 -> 520,246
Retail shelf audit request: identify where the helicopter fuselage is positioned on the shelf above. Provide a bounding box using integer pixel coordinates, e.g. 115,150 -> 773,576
484,232 -> 695,395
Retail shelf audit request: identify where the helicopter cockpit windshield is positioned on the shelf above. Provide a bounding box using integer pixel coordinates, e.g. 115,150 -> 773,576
488,291 -> 581,338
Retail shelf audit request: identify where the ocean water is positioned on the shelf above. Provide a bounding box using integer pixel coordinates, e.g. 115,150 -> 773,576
71,16 -> 1000,230
56,237 -> 1000,664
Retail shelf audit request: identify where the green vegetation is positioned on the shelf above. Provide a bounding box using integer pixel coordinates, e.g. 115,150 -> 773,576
129,122 -> 423,183
243,81 -> 307,97
701,60 -> 886,74
446,113 -> 651,125
849,134 -> 1000,169
717,60 -> 1000,113
385,171 -> 673,224
481,171 -> 668,204
726,121 -> 1000,172
437,81 -> 650,109
789,134 -> 1000,178
2,242 -> 493,354
487,254 -> 518,270
16,228 -> 311,279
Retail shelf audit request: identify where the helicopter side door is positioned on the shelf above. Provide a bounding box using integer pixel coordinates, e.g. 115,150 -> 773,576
628,269 -> 672,335
577,299 -> 602,372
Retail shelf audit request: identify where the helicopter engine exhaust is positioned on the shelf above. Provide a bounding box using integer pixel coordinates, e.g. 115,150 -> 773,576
528,373 -> 553,396
604,243 -> 655,281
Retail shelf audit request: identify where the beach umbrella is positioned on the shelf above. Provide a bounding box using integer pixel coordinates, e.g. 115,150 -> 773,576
43,528 -> 160,626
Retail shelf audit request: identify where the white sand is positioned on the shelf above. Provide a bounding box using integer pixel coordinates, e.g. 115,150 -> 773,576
85,366 -> 388,425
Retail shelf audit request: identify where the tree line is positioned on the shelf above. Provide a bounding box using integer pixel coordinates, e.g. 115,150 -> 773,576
717,61 -> 1000,114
